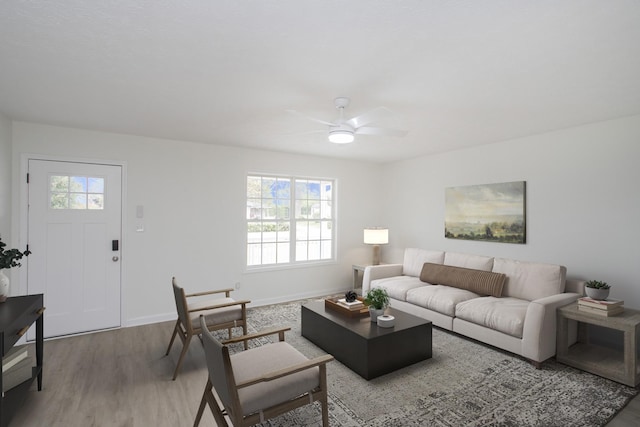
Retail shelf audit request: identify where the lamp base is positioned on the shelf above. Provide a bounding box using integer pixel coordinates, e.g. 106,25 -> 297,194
372,245 -> 381,265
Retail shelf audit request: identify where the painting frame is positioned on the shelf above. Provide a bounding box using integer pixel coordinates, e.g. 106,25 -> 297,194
445,181 -> 526,244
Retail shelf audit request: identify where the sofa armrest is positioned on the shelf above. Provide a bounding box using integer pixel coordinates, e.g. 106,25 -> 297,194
521,292 -> 580,362
362,264 -> 403,293
565,278 -> 585,295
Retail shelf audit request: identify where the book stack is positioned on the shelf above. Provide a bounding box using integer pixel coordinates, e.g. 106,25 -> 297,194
337,298 -> 365,311
2,345 -> 33,394
578,297 -> 624,317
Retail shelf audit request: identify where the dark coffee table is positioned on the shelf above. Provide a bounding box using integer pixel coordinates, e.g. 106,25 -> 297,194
301,300 -> 432,380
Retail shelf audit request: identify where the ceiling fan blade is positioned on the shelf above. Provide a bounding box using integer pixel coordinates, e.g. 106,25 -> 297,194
286,109 -> 335,127
345,107 -> 392,129
355,126 -> 408,137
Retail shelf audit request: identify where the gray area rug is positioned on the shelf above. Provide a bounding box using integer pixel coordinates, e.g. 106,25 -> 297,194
217,298 -> 638,426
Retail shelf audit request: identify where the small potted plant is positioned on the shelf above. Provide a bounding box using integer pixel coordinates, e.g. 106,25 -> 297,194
0,238 -> 31,302
585,280 -> 610,301
364,288 -> 390,322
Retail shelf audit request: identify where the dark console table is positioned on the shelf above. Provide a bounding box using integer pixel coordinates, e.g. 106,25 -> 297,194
0,294 -> 44,427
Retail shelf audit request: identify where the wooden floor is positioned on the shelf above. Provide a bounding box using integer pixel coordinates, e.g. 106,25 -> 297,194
8,321 -> 640,426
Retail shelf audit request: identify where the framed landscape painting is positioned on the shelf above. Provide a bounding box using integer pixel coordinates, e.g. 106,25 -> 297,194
445,181 -> 526,244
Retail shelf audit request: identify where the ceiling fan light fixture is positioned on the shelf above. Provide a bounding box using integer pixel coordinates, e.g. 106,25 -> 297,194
328,129 -> 354,144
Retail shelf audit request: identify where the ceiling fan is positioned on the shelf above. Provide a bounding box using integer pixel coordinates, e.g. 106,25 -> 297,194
287,97 -> 408,144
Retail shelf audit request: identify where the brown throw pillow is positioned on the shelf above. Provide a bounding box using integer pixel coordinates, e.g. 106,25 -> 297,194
419,263 -> 505,297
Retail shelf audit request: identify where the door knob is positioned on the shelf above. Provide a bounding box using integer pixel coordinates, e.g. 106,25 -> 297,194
112,256 -> 119,262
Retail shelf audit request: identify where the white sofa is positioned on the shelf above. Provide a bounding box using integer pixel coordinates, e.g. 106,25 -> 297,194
362,248 -> 583,366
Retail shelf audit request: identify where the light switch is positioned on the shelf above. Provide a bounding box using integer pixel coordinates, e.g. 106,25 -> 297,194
136,205 -> 144,218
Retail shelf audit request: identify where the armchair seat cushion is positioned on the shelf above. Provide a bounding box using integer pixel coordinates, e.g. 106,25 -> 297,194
406,285 -> 480,317
370,276 -> 425,301
231,342 -> 320,416
189,297 -> 243,326
455,297 -> 529,338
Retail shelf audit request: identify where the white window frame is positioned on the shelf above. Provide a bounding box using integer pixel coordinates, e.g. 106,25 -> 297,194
246,174 -> 335,269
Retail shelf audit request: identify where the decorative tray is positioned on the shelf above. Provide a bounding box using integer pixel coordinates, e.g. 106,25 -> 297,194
324,296 -> 370,318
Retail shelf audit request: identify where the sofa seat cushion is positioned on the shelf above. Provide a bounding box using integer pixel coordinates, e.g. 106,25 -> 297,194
455,297 -> 529,338
406,285 -> 480,317
370,276 -> 425,301
420,263 -> 506,297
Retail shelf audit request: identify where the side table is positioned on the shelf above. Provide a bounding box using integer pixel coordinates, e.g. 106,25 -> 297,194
352,264 -> 369,293
0,294 -> 45,427
556,302 -> 640,387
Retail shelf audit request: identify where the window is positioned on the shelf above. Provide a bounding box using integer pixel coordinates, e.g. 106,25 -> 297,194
247,175 -> 334,267
49,175 -> 105,210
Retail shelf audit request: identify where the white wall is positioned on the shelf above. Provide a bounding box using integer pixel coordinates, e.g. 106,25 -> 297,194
381,114 -> 640,308
0,113 -> 11,240
11,122 -> 382,326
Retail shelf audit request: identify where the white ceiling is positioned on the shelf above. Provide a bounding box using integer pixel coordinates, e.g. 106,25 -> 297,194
1,1 -> 639,163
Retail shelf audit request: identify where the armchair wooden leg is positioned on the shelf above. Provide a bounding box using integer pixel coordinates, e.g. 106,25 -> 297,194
242,323 -> 248,350
321,398 -> 329,427
195,379 -> 229,427
172,335 -> 192,380
165,319 -> 180,355
320,364 -> 329,427
194,379 -> 210,427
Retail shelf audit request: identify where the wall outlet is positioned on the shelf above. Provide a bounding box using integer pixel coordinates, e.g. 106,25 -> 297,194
235,282 -> 241,290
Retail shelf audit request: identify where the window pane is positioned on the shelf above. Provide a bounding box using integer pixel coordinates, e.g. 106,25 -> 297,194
321,240 -> 332,259
321,181 -> 332,201
88,177 -> 104,193
51,193 -> 68,209
262,177 -> 276,198
247,243 -> 262,266
308,221 -> 321,239
307,240 -> 320,260
295,241 -> 308,261
321,221 -> 332,239
296,221 -> 308,240
277,242 -> 289,263
88,194 -> 104,210
247,176 -> 261,198
277,224 -> 290,242
262,222 -> 277,242
51,175 -> 69,191
262,243 -> 277,264
70,194 -> 87,209
70,176 -> 87,192
247,199 -> 261,219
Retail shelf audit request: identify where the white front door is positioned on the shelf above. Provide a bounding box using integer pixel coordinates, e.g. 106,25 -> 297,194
27,159 -> 122,338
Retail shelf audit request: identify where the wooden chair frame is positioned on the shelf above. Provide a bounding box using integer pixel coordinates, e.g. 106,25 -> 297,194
194,320 -> 333,427
166,277 -> 250,380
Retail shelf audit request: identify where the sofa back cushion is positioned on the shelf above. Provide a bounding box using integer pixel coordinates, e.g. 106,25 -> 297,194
403,248 -> 445,277
492,258 -> 566,301
444,252 -> 494,271
419,263 -> 506,297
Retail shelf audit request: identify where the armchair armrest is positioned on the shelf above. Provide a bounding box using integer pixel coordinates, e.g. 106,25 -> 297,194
222,326 -> 292,346
186,288 -> 235,298
188,299 -> 251,313
236,354 -> 334,388
362,264 -> 403,293
522,292 -> 581,362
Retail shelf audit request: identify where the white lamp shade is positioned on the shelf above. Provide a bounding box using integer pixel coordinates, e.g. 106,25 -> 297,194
363,228 -> 389,245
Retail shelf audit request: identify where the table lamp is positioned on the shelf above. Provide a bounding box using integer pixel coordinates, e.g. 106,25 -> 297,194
363,228 -> 388,265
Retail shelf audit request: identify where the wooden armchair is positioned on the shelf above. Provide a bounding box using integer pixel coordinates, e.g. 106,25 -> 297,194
166,277 -> 250,380
194,315 -> 334,427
